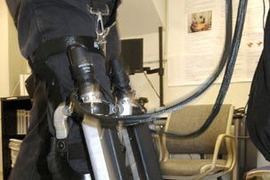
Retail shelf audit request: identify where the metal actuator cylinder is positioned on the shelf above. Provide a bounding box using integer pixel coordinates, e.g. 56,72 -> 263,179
68,45 -> 102,104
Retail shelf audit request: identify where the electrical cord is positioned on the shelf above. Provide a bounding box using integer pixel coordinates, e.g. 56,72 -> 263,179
143,71 -> 161,100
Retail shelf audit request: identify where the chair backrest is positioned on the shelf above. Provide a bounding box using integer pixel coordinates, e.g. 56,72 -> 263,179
162,104 -> 234,155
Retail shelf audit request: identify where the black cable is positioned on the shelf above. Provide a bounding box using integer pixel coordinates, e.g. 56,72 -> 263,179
72,0 -> 232,123
72,0 -> 248,136
143,72 -> 161,100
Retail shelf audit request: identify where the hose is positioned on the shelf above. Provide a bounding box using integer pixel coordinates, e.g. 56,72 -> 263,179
72,0 -> 248,138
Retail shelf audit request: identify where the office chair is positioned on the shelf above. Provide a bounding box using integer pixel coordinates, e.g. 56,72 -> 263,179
245,166 -> 270,180
157,104 -> 236,180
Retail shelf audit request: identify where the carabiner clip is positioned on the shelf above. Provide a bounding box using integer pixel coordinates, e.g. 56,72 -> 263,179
96,12 -> 105,36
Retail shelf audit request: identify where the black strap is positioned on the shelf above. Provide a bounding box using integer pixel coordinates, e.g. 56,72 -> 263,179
30,36 -> 104,80
51,138 -> 83,180
33,36 -> 104,62
68,143 -> 87,160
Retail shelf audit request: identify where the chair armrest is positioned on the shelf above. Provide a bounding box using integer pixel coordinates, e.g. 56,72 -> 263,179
211,134 -> 236,171
152,133 -> 164,161
191,133 -> 237,180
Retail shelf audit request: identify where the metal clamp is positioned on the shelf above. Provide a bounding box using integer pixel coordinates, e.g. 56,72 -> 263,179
87,4 -> 117,55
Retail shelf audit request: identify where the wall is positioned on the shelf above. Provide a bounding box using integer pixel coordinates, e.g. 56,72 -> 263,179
8,14 -> 29,97
0,2 -> 28,97
0,0 -> 10,97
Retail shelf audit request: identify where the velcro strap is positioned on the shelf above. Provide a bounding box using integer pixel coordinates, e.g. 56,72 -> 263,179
68,143 -> 87,160
33,36 -> 104,62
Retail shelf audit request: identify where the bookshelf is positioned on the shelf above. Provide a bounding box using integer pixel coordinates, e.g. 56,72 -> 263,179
1,96 -> 32,180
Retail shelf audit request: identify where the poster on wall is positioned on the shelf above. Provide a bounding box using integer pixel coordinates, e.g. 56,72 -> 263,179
167,0 -> 267,86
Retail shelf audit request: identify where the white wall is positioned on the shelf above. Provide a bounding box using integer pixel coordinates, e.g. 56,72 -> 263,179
0,0 -> 10,97
129,62 -> 252,113
0,2 -> 28,97
8,14 -> 29,97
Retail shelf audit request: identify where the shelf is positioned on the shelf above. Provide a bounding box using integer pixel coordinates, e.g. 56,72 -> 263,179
2,134 -> 25,139
1,96 -> 32,180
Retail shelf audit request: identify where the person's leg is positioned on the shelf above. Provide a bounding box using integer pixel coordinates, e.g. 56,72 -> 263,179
8,81 -> 52,180
9,1 -> 121,179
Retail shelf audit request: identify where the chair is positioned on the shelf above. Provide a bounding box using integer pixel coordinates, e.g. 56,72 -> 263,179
245,166 -> 270,180
158,104 -> 237,180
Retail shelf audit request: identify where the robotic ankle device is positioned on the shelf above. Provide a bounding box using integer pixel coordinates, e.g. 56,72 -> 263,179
67,43 -> 133,116
52,37 -> 161,179
29,1 -> 162,179
54,41 -> 134,180
30,1 -> 162,180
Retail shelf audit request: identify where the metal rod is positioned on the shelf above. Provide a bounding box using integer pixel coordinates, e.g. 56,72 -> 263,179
158,26 -> 164,107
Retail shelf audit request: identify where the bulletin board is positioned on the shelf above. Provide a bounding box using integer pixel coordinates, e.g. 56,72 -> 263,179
167,0 -> 268,86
